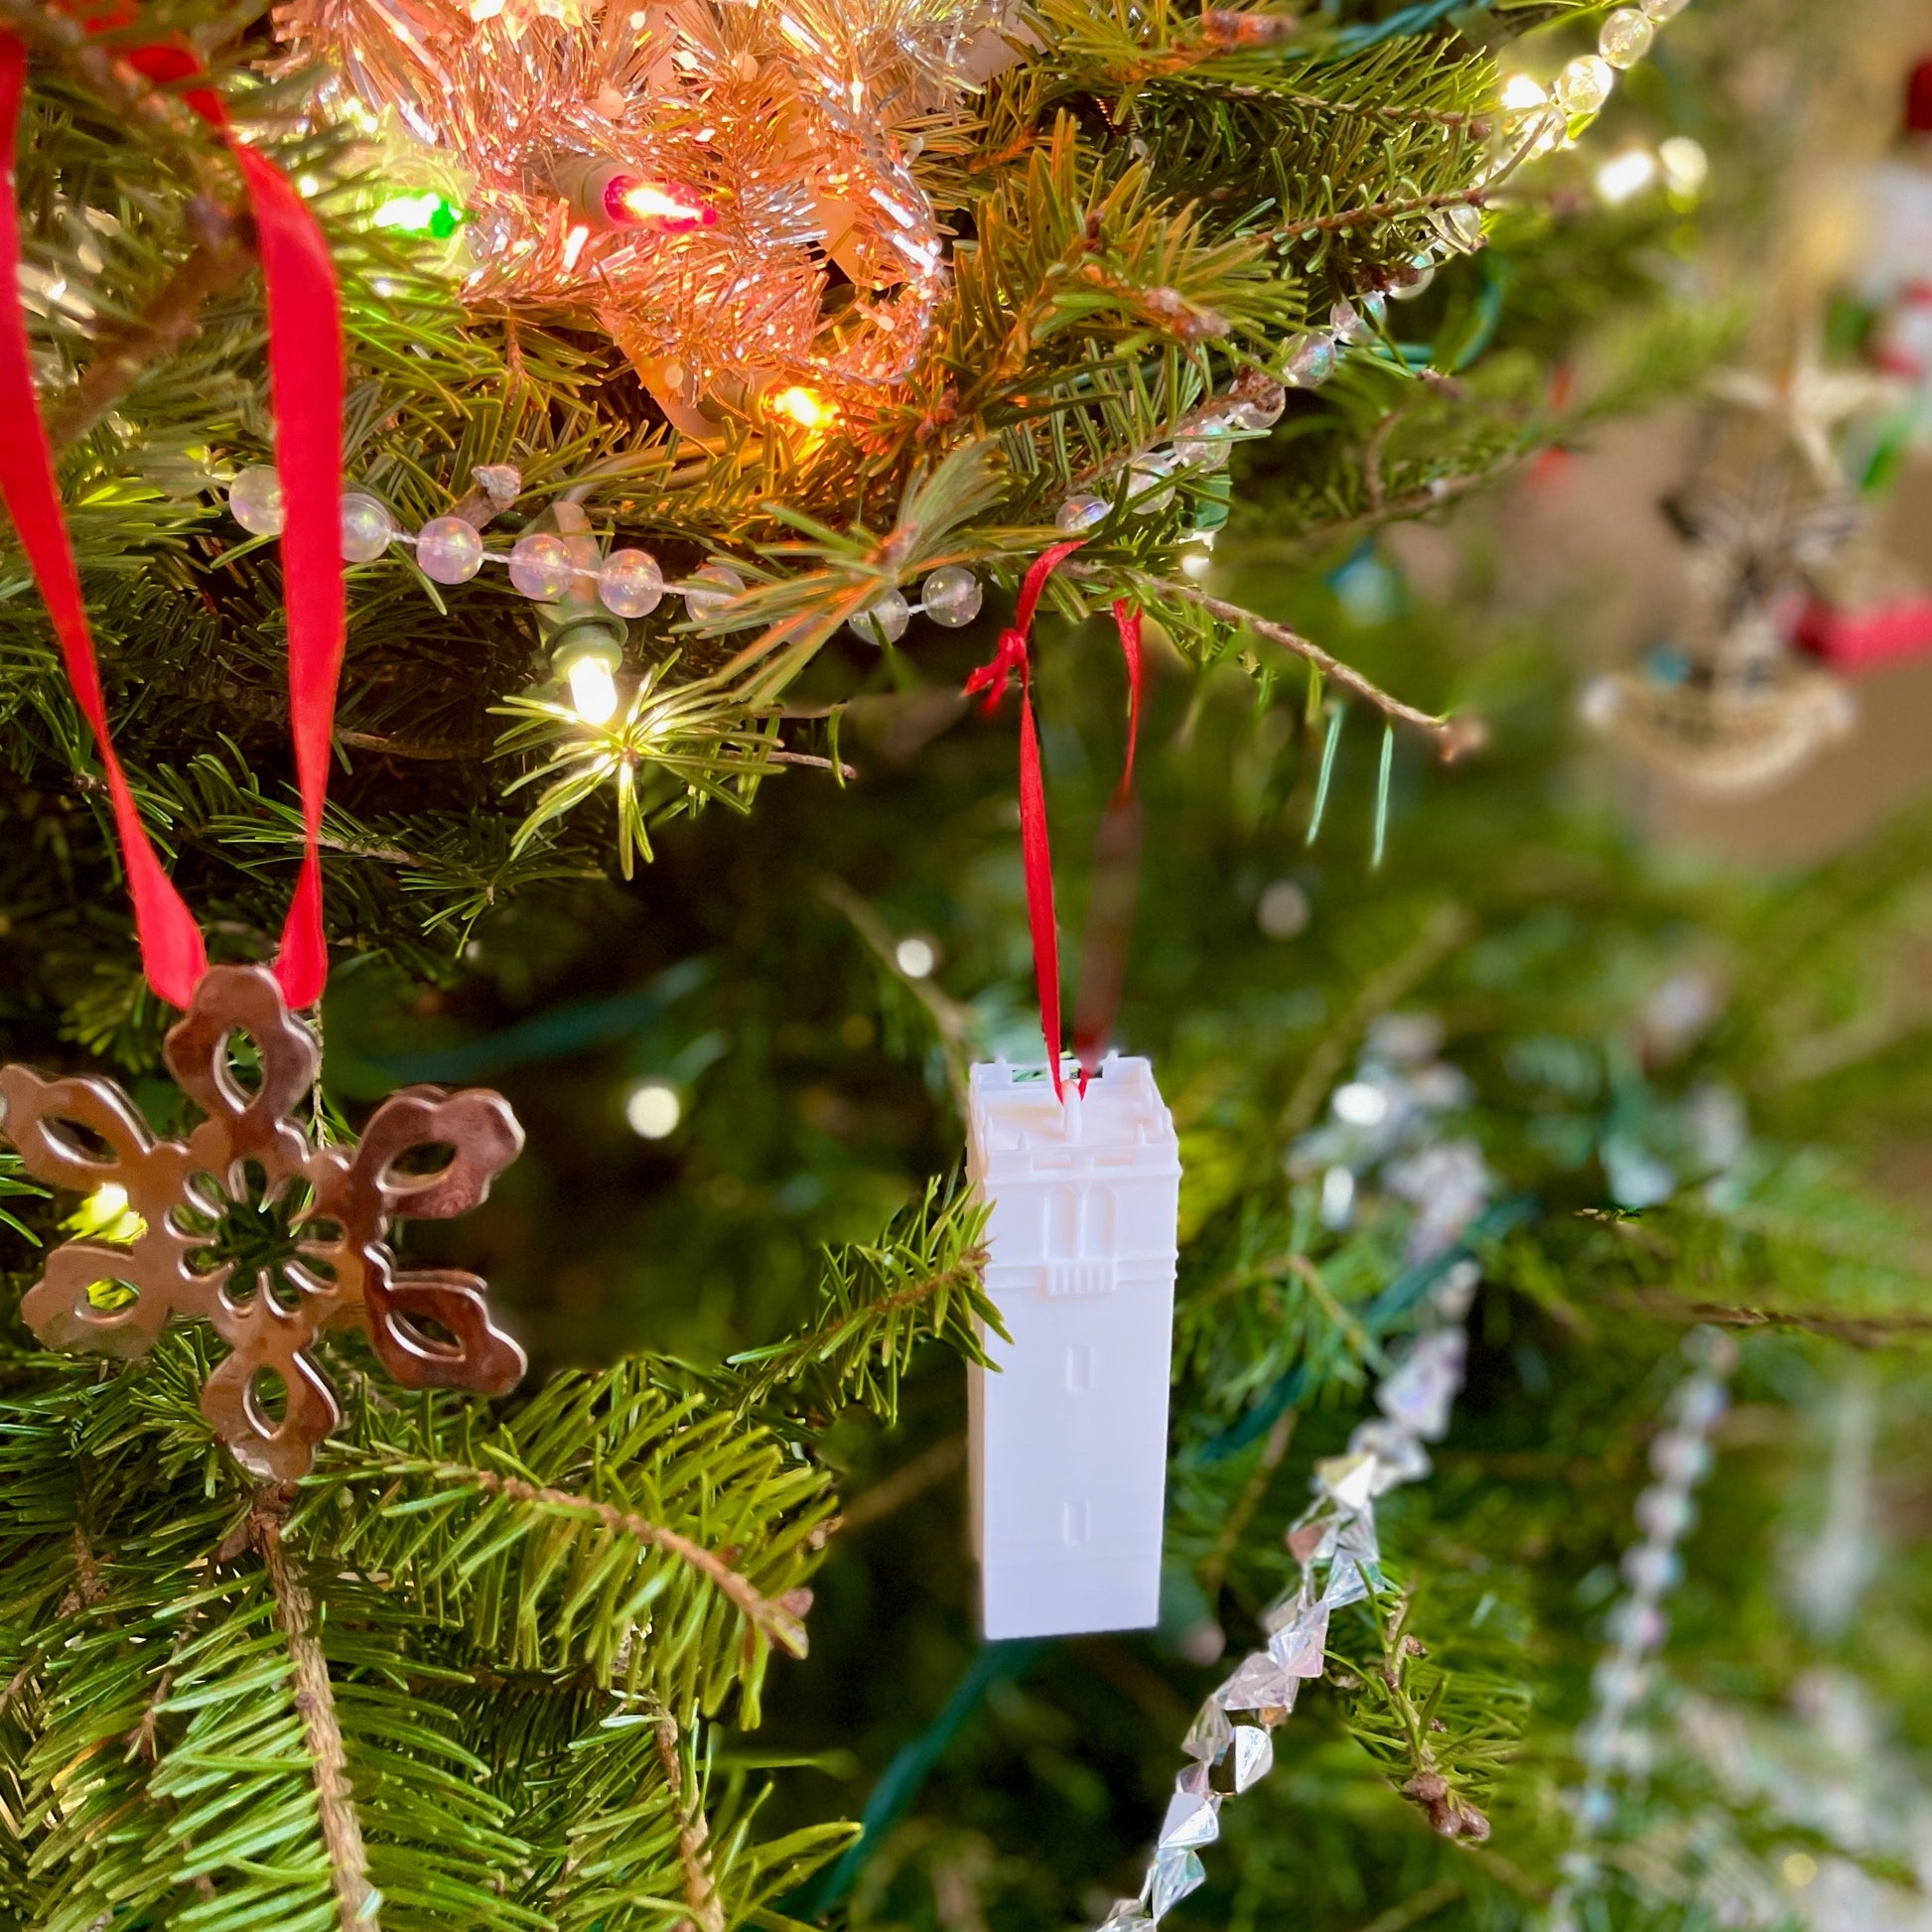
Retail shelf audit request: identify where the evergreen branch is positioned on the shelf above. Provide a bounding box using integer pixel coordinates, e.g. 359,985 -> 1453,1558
1275,186 -> 1485,240
337,731 -> 497,761
818,873 -> 978,1113
1094,572 -> 1484,757
298,1365 -> 834,1723
1279,901 -> 1472,1138
1271,89 -> 1491,132
422,1463 -> 812,1660
254,1506 -> 380,1932
45,199 -> 255,453
1332,1586 -> 1528,1843
836,1437 -> 967,1536
1195,1407 -> 1296,1602
1610,1288 -> 1932,1349
654,1715 -> 727,1932
729,1180 -> 999,1427
0,0 -> 235,193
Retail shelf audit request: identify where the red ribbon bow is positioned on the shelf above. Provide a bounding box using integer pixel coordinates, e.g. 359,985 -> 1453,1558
966,544 -> 1146,1104
0,18 -> 345,1011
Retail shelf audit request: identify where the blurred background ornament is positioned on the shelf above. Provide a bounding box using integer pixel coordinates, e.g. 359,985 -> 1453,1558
276,0 -> 1025,432
1583,398 -> 1877,792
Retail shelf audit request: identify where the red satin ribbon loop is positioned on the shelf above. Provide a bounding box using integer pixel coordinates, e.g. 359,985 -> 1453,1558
966,546 -> 1146,1105
0,21 -> 344,1011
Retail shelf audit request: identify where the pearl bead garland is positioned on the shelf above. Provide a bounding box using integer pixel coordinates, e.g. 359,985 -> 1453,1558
1543,0 -> 1692,134
238,468 -> 654,606
1047,284 -> 1404,539
225,469 -> 993,654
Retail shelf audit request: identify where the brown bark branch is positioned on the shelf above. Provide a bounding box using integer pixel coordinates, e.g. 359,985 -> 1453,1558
1276,187 -> 1484,240
431,1463 -> 810,1658
46,201 -> 256,453
253,1508 -> 378,1932
654,1715 -> 727,1932
838,1435 -> 967,1535
337,731 -> 496,762
1097,573 -> 1485,760
1280,902 -> 1472,1139
763,747 -> 860,779
1611,1287 -> 1932,1350
1197,1407 -> 1297,1601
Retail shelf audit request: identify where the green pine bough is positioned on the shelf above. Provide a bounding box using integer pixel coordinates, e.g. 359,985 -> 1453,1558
9,1 -> 1920,1930
0,0 -> 1606,1049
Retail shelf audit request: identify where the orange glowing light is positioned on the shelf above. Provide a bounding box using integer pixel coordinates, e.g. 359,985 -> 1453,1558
614,179 -> 716,232
769,385 -> 835,432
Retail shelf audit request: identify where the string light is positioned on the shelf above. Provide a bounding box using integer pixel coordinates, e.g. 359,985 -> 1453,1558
1659,136 -> 1711,198
612,178 -> 715,231
624,1080 -> 681,1139
1594,149 -> 1659,205
372,191 -> 464,237
565,651 -> 621,725
281,0 -> 987,421
895,936 -> 937,978
769,385 -> 836,432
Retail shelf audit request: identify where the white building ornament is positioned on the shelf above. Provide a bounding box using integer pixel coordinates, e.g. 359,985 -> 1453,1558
966,1056 -> 1181,1640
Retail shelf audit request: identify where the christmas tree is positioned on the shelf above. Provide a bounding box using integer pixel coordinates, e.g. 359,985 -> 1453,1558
5,0 -> 1932,1927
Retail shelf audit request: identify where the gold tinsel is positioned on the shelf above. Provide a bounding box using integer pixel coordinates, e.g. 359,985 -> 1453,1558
278,0 -> 1020,430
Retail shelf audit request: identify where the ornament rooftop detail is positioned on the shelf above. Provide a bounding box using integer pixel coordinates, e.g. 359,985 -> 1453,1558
0,964 -> 526,1482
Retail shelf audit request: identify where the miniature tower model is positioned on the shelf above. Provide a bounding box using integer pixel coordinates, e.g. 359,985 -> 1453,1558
966,1056 -> 1181,1640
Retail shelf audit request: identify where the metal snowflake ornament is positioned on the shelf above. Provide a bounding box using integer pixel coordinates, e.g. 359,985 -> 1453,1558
0,963 -> 526,1481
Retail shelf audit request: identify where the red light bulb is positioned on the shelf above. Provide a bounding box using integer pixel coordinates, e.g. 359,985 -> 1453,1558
602,174 -> 717,233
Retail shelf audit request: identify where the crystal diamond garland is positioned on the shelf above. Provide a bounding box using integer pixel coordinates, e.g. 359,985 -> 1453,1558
1097,1018 -> 1494,1930
1547,1327 -> 1738,1932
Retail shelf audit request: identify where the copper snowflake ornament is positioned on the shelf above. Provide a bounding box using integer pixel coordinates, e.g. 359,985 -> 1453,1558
0,963 -> 526,1481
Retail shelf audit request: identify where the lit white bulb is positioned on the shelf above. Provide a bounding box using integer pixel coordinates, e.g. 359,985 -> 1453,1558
895,936 -> 937,979
567,653 -> 621,725
1499,72 -> 1549,111
1658,136 -> 1710,197
625,1080 -> 681,1139
1594,149 -> 1658,205
1332,1080 -> 1390,1128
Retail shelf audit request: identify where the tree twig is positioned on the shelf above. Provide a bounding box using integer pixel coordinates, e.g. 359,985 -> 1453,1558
817,873 -> 977,1116
1096,572 -> 1485,760
1611,1287 -> 1932,1350
253,1505 -> 378,1932
838,1436 -> 967,1536
1276,187 -> 1484,241
430,1463 -> 810,1658
46,201 -> 256,453
336,730 -> 496,762
654,1715 -> 727,1932
763,747 -> 859,779
1274,89 -> 1489,132
1196,1407 -> 1297,1602
1280,902 -> 1472,1139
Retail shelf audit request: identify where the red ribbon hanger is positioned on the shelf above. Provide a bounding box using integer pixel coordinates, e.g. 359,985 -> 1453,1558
965,546 -> 1147,1105
0,19 -> 344,1011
